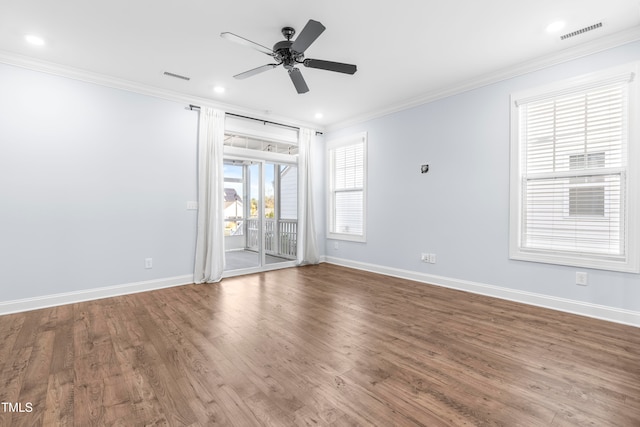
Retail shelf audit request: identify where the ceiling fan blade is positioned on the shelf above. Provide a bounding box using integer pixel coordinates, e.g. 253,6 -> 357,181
291,19 -> 325,53
234,64 -> 279,80
288,68 -> 309,94
303,59 -> 357,75
220,32 -> 275,56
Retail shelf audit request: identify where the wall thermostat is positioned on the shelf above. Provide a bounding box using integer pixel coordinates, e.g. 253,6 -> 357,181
421,164 -> 429,174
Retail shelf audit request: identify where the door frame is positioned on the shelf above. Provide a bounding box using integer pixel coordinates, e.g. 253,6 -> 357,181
222,148 -> 298,277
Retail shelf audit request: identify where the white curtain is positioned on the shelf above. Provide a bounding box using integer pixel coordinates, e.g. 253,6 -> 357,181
297,128 -> 320,264
194,107 -> 226,283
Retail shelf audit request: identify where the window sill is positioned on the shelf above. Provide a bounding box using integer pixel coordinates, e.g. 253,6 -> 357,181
509,248 -> 638,273
327,233 -> 366,243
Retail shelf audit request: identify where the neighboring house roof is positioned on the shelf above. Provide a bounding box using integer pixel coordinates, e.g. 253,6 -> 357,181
224,188 -> 242,203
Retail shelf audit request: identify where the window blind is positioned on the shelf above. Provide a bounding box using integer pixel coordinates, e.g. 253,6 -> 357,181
332,141 -> 364,236
519,82 -> 628,257
328,134 -> 366,241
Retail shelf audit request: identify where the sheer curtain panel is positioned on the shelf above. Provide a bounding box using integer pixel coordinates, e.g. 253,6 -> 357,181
194,107 -> 226,283
297,128 -> 319,264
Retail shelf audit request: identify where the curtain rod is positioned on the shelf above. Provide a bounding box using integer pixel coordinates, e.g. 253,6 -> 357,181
188,104 -> 323,135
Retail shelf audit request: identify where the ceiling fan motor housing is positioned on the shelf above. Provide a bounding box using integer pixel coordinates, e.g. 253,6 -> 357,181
273,40 -> 303,69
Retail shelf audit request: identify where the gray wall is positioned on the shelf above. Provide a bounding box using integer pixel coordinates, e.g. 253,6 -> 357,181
324,40 -> 640,313
0,63 -> 199,300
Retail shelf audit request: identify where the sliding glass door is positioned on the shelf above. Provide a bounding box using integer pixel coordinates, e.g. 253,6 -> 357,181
223,157 -> 297,274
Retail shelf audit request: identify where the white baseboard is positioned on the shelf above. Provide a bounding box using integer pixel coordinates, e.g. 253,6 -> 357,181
0,275 -> 194,316
323,256 -> 640,328
3,260 -> 639,328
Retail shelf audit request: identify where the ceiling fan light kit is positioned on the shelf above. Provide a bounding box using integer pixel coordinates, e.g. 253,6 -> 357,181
221,19 -> 358,94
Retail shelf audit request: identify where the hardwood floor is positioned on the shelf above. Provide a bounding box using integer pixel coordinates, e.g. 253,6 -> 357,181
1,263 -> 639,426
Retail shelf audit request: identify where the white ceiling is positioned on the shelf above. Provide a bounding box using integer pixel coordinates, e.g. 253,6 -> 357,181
1,0 -> 640,129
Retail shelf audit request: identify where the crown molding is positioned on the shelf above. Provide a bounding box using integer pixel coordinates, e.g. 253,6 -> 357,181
0,50 -> 323,133
327,26 -> 640,132
3,24 -> 640,134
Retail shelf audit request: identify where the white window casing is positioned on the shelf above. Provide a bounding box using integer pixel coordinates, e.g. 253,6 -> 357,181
509,63 -> 640,273
327,132 -> 367,242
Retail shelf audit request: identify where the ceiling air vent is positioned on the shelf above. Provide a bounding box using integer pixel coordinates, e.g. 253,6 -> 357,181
163,71 -> 191,81
560,22 -> 603,40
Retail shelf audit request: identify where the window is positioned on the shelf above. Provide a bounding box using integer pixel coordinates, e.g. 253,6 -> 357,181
510,63 -> 639,272
327,132 -> 367,242
568,152 -> 605,217
223,163 -> 246,236
224,134 -> 298,155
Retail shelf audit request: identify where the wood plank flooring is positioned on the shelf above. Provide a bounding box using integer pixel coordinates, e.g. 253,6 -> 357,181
1,263 -> 639,426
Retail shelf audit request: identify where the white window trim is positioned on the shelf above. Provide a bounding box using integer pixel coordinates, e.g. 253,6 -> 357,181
327,132 -> 367,243
509,62 -> 640,273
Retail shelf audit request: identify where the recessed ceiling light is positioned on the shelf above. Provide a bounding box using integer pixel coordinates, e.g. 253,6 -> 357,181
213,86 -> 225,94
25,34 -> 45,46
546,21 -> 566,33
315,113 -> 324,119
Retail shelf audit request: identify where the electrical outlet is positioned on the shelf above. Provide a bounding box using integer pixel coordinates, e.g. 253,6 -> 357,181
576,271 -> 588,286
145,258 -> 153,269
186,201 -> 198,210
422,253 -> 436,263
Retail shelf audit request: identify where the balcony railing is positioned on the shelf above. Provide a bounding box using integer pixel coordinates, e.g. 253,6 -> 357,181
246,218 -> 297,258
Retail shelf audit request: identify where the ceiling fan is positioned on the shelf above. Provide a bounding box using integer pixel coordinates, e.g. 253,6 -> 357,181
220,19 -> 357,94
